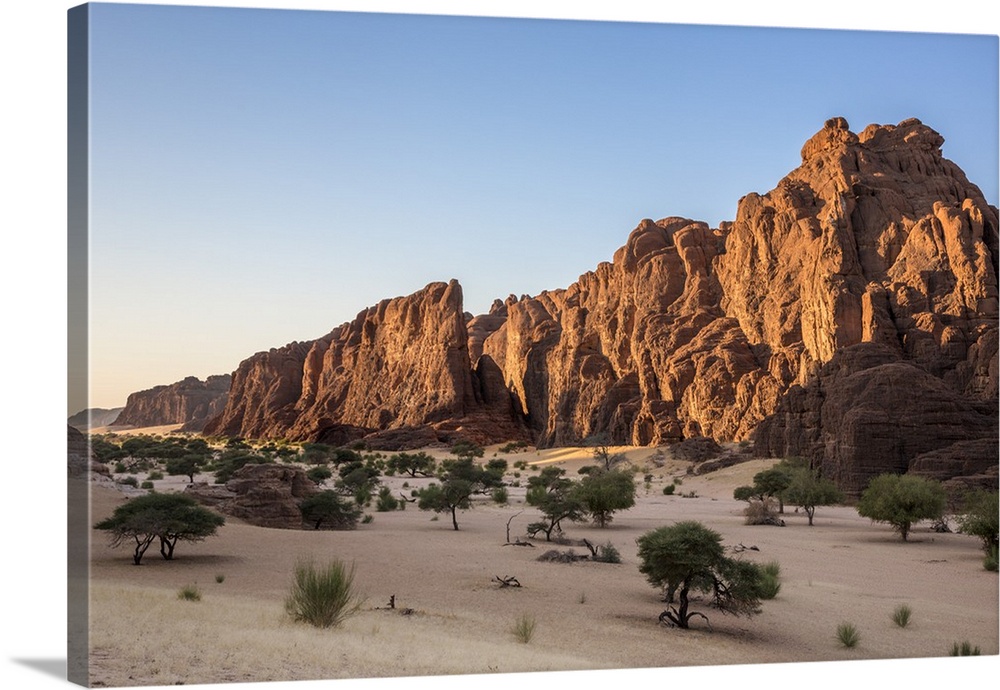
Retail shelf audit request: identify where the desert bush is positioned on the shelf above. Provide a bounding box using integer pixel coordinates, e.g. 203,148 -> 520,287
985,544 -> 999,572
591,542 -> 622,564
306,466 -> 334,485
119,475 -> 139,487
956,489 -> 999,567
140,480 -> 154,490
492,486 -> 509,505
949,640 -> 981,656
662,484 -> 676,495
375,486 -> 399,512
758,561 -> 781,599
891,603 -> 912,628
215,574 -> 225,584
177,584 -> 201,602
361,514 -> 374,524
147,470 -> 164,481
510,613 -> 537,644
836,622 -> 860,648
743,498 -> 783,526
284,559 -> 363,628
299,491 -> 362,530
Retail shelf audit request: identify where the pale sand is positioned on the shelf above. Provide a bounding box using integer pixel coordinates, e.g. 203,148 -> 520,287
85,445 -> 999,687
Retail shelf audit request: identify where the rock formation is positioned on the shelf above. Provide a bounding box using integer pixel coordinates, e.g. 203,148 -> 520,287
67,425 -> 109,478
113,375 -> 232,431
184,464 -> 318,529
203,280 -> 527,446
201,118 -> 996,493
67,407 -> 124,431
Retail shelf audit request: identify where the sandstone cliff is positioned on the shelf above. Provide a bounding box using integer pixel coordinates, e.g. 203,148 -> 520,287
113,374 -> 232,431
203,280 -> 527,445
201,118 -> 996,492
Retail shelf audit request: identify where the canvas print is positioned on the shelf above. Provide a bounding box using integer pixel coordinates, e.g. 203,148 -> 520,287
67,2 -> 999,688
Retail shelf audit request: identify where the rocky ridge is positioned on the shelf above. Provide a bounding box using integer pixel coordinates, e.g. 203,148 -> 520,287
113,375 -> 232,431
200,118 -> 997,494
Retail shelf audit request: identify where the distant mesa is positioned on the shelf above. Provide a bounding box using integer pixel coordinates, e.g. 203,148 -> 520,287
133,118 -> 998,496
110,374 -> 232,432
67,407 -> 123,431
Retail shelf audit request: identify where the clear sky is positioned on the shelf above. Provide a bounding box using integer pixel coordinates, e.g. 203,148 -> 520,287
80,1 -> 999,411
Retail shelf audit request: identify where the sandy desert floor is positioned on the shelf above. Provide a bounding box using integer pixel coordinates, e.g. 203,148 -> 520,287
84,443 -> 998,687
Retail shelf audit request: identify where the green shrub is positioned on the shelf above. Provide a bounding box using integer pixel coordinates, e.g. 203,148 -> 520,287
891,604 -> 912,628
592,542 -> 622,564
140,480 -> 154,490
147,470 -> 164,481
662,484 -> 676,495
857,473 -> 946,541
177,584 -> 201,602
284,559 -> 364,628
985,544 -> 999,572
510,613 -> 536,644
758,562 -> 781,599
375,486 -> 399,512
119,475 -> 139,487
949,641 -> 981,656
215,574 -> 225,584
836,622 -> 860,648
361,514 -> 374,524
492,486 -> 509,505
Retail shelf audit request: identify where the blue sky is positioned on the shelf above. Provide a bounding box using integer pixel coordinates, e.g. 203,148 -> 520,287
82,1 -> 999,410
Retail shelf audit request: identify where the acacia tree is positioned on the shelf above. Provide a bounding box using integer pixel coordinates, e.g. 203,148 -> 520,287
416,457 -> 501,530
94,493 -> 225,565
299,491 -> 362,530
165,454 -> 208,483
586,434 -> 628,471
734,465 -> 795,513
575,467 -> 636,527
525,466 -> 585,540
636,521 -> 768,629
857,473 -> 946,541
385,452 -> 437,478
783,468 -> 843,525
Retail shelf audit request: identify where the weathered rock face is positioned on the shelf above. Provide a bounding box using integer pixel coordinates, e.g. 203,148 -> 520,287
482,119 -> 996,450
201,118 -> 996,492
479,117 -> 997,491
203,280 -> 528,445
185,464 -> 318,529
113,375 -> 231,431
753,343 -> 997,495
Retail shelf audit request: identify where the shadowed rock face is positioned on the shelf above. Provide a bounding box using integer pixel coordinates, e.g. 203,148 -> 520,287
112,375 -> 231,431
185,464 -> 318,529
200,118 -> 996,490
